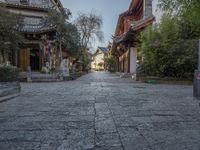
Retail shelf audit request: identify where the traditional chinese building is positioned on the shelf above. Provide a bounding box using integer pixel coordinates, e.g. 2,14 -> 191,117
111,0 -> 155,74
91,47 -> 109,71
0,0 -> 66,71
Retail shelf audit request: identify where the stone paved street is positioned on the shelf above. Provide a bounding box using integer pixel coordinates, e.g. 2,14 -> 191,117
0,72 -> 200,150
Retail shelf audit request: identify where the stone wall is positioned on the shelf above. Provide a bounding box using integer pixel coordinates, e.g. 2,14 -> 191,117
194,70 -> 200,99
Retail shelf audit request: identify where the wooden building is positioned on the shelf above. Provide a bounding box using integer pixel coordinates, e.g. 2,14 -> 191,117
0,0 -> 66,71
111,0 -> 155,74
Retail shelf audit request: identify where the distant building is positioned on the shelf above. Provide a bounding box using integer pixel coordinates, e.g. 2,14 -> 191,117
91,47 -> 109,71
111,0 -> 162,74
0,0 -> 68,71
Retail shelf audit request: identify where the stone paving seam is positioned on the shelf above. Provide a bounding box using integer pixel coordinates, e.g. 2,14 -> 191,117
106,94 -> 125,150
94,95 -> 97,149
135,127 -> 153,150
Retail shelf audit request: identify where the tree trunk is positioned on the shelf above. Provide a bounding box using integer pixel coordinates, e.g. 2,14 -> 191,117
59,41 -> 62,64
1,49 -> 5,63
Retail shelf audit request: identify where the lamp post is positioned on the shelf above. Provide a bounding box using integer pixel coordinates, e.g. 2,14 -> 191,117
194,40 -> 200,99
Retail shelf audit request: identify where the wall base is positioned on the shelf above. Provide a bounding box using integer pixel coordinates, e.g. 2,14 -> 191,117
194,70 -> 200,99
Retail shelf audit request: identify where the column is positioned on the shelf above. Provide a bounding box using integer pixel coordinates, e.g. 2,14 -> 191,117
194,40 -> 200,99
129,47 -> 137,74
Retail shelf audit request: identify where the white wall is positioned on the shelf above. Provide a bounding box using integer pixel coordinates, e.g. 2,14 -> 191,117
152,0 -> 163,23
91,52 -> 105,70
130,47 -> 137,74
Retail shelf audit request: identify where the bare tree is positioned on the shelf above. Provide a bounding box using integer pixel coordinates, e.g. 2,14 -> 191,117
75,11 -> 104,49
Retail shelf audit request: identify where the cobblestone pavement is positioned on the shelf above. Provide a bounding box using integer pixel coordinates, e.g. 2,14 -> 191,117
0,72 -> 200,150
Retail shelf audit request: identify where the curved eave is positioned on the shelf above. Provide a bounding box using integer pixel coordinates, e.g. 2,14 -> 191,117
2,1 -> 66,15
132,16 -> 155,31
114,0 -> 144,37
111,16 -> 155,55
114,11 -> 129,36
112,29 -> 136,55
54,0 -> 66,16
20,26 -> 56,34
128,0 -> 143,14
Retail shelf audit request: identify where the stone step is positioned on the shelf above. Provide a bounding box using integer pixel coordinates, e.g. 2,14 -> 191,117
30,78 -> 61,82
19,72 -> 84,82
120,73 -> 134,78
30,75 -> 76,82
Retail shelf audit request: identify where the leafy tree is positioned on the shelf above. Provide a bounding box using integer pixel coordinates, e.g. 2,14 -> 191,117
75,11 -> 104,70
47,9 -> 72,60
106,55 -> 116,72
0,4 -> 23,63
98,62 -> 104,68
138,0 -> 200,78
47,9 -> 82,61
75,11 -> 104,48
63,23 -> 81,58
158,0 -> 200,39
139,15 -> 198,78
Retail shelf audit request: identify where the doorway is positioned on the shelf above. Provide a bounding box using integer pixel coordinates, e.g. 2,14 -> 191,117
30,49 -> 40,71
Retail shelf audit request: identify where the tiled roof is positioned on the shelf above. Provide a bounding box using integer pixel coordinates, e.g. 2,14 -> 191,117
2,0 -> 65,13
131,15 -> 155,31
98,47 -> 109,53
19,23 -> 56,33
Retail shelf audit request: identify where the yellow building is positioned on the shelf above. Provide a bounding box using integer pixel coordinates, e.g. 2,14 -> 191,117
91,47 -> 108,71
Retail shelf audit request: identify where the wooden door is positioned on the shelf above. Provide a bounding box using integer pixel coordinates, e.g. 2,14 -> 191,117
20,48 -> 30,71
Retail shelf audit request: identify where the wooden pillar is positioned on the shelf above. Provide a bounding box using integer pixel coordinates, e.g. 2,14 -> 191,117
15,48 -> 18,67
128,48 -> 130,73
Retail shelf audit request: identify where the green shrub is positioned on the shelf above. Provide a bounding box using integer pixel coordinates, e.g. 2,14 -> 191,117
0,65 -> 21,82
107,56 -> 116,72
138,15 -> 198,79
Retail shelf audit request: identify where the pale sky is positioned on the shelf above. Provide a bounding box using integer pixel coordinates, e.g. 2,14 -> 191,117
60,0 -> 161,52
61,0 -> 131,51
